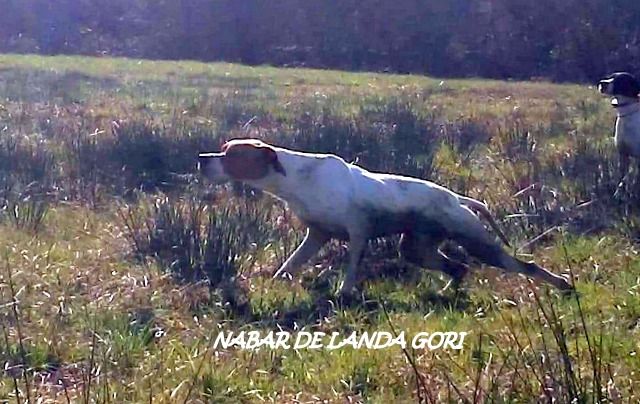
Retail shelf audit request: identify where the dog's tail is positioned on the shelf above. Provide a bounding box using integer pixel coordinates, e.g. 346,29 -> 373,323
458,196 -> 511,247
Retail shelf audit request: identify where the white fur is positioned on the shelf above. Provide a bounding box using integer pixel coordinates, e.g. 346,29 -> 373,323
613,102 -> 640,157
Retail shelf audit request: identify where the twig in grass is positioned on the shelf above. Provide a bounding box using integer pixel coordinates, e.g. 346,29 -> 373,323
5,252 -> 33,404
441,345 -> 488,401
472,334 -> 489,403
497,306 -> 545,394
532,289 -> 580,399
242,116 -> 258,131
118,206 -> 145,257
101,345 -> 110,404
379,300 -> 433,404
182,329 -> 218,404
515,197 -> 600,252
515,301 -> 550,387
516,225 -> 561,252
530,294 -> 561,395
476,320 -> 533,398
560,230 -> 604,401
485,345 -> 513,399
438,366 -> 470,404
1,320 -> 22,404
445,340 -> 488,403
148,372 -> 153,404
158,346 -> 166,402
83,312 -> 98,404
62,376 -> 72,404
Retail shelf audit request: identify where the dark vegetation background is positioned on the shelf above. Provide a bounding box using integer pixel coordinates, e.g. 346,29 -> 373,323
2,0 -> 639,82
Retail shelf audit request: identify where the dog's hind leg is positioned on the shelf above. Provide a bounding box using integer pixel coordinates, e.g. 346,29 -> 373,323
459,233 -> 572,291
450,208 -> 573,291
400,232 -> 469,289
338,229 -> 369,295
273,227 -> 330,279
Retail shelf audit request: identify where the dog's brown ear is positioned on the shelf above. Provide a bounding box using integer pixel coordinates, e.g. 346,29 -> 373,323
264,147 -> 287,176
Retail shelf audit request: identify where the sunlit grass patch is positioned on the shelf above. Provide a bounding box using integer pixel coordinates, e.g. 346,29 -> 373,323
247,277 -> 314,322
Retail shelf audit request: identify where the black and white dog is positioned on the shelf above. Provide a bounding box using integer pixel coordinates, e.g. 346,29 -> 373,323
598,72 -> 640,187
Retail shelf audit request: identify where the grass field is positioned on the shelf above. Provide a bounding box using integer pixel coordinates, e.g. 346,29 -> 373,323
1,54 -> 639,403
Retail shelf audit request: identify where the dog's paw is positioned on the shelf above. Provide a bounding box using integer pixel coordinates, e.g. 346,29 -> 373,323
558,283 -> 578,298
552,275 -> 577,298
556,275 -> 575,290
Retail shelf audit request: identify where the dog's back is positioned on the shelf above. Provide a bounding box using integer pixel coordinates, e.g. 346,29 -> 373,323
348,166 -> 459,213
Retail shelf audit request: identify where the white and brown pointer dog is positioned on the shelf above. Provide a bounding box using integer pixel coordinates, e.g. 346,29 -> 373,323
199,139 -> 572,295
598,72 -> 640,187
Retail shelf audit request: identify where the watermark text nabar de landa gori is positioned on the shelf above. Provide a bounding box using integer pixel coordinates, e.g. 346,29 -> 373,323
213,330 -> 468,351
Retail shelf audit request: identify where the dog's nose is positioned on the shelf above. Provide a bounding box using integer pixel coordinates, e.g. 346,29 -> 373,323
198,155 -> 207,168
198,152 -> 219,162
198,152 -> 224,171
598,78 -> 614,93
198,153 -> 213,170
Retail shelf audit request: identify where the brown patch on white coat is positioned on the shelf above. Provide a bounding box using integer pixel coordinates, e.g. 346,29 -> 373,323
199,139 -> 286,182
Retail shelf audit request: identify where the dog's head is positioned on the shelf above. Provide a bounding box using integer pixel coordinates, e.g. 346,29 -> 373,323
598,72 -> 640,107
198,139 -> 286,183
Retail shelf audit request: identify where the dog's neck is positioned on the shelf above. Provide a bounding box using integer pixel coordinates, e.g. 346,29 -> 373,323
614,100 -> 640,118
241,148 -> 329,198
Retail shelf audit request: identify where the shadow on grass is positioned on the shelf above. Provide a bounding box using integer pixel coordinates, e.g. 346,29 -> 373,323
246,258 -> 471,330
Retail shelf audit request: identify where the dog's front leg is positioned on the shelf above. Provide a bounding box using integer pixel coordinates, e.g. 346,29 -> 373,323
273,227 -> 330,279
338,230 -> 368,295
615,152 -> 631,197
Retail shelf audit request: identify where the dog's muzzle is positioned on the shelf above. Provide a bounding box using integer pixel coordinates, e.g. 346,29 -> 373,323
198,152 -> 228,182
598,78 -> 614,95
198,152 -> 221,167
